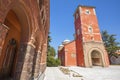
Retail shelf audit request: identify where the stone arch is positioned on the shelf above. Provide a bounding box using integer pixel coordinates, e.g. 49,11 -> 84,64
0,0 -> 50,80
91,50 -> 102,66
0,1 -> 36,79
2,1 -> 32,42
88,48 -> 105,67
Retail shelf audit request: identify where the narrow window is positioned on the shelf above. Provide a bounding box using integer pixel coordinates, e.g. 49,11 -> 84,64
88,26 -> 93,33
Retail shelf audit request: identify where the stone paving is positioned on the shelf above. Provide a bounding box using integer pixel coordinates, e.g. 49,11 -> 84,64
44,66 -> 120,80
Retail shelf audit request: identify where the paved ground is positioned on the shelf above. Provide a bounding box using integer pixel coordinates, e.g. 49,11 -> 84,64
44,66 -> 120,80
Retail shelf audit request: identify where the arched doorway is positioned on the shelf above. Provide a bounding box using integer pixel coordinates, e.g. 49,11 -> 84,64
0,5 -> 30,79
0,10 -> 21,78
91,50 -> 103,66
0,0 -> 50,79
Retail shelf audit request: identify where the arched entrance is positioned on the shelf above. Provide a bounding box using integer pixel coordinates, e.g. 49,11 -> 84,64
0,10 -> 21,78
91,50 -> 103,66
0,0 -> 50,79
0,5 -> 30,79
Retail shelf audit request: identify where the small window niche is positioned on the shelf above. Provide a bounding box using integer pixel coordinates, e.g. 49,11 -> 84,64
88,26 -> 93,33
85,10 -> 90,14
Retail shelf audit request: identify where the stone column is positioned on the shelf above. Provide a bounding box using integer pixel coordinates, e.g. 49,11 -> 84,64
15,37 -> 36,80
0,23 -> 9,55
38,43 -> 47,80
33,48 -> 42,79
40,43 -> 47,72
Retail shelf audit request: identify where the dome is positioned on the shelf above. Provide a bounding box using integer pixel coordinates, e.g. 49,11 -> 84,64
62,39 -> 70,45
59,44 -> 64,47
63,39 -> 70,42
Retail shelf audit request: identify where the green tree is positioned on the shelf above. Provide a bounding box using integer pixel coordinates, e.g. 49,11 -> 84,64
47,56 -> 61,67
47,46 -> 56,57
47,32 -> 52,53
55,58 -> 61,66
102,30 -> 120,59
47,32 -> 61,66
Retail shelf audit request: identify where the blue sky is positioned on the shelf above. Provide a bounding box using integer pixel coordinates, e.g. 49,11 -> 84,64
50,0 -> 120,52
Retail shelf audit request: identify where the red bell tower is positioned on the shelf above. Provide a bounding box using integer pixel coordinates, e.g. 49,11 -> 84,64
74,5 -> 109,67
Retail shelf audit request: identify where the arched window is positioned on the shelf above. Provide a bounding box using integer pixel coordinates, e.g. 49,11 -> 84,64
85,10 -> 90,14
88,26 -> 93,33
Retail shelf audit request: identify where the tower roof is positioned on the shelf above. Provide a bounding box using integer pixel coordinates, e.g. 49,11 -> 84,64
78,4 -> 95,8
73,4 -> 96,16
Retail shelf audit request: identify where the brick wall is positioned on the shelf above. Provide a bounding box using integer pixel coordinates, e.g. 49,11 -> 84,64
65,41 -> 77,66
74,5 -> 109,67
58,41 -> 77,66
0,0 -> 50,80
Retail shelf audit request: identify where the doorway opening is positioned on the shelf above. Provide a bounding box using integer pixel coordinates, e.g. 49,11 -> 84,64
0,10 -> 21,79
91,50 -> 103,66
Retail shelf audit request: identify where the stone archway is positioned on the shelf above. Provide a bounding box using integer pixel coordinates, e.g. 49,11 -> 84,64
0,0 -> 50,80
91,50 -> 102,66
0,10 -> 21,78
0,2 -> 33,79
88,48 -> 106,67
